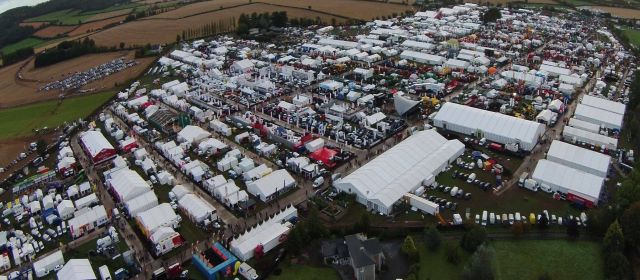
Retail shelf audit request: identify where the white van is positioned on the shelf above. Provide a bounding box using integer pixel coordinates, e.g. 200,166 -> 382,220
481,211 -> 488,226
515,212 -> 521,223
312,177 -> 325,189
489,212 -> 495,225
449,187 -> 459,197
99,265 -> 112,280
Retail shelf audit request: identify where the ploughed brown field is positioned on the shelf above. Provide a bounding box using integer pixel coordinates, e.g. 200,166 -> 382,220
580,6 -> 640,18
33,25 -> 77,38
0,51 -> 154,108
90,3 -> 352,47
67,15 -> 128,37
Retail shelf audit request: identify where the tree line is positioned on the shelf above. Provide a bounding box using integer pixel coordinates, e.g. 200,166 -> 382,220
34,38 -> 111,68
1,47 -> 34,66
0,0 -> 130,50
236,11 -> 289,36
178,18 -> 237,42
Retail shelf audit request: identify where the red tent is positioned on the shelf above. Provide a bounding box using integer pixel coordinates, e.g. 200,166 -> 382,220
310,148 -> 337,168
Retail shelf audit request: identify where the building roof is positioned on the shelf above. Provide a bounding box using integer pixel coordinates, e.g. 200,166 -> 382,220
80,131 -> 114,158
581,94 -> 626,115
547,140 -> 610,177
532,160 -> 604,201
178,193 -> 216,222
433,102 -> 545,150
178,125 -> 211,144
574,104 -> 623,129
247,169 -> 295,200
56,259 -> 96,280
123,190 -> 158,217
334,130 -> 464,210
345,235 -> 382,268
107,168 -> 151,202
136,203 -> 179,234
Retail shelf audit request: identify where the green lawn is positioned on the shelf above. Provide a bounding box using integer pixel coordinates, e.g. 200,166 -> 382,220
270,263 -> 339,280
418,239 -> 470,280
622,28 -> 640,47
417,239 -> 603,280
65,235 -> 131,276
492,240 -> 604,280
0,91 -> 115,140
1,37 -> 45,55
25,3 -> 140,25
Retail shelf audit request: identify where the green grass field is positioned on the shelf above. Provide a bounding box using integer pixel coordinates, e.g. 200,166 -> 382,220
0,91 -> 115,140
492,240 -> 603,280
419,239 -> 470,280
25,3 -> 140,25
416,239 -> 603,280
622,28 -> 640,47
270,263 -> 339,280
1,37 -> 45,55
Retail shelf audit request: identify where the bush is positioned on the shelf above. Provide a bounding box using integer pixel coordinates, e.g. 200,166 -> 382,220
424,227 -> 442,252
445,242 -> 461,265
462,244 -> 495,280
461,225 -> 487,253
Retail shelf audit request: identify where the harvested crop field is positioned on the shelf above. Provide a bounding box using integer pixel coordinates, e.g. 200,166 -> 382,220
259,0 -> 415,20
91,3 -> 347,47
86,8 -> 134,21
464,0 -> 557,3
0,51 -> 154,108
33,25 -> 77,38
67,15 -> 127,37
149,0 -> 249,19
579,6 -> 640,18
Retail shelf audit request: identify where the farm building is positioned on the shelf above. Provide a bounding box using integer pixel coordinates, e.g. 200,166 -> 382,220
581,94 -> 626,115
433,102 -> 545,151
79,130 -> 116,164
178,193 -> 217,223
230,205 -> 297,261
123,191 -> 159,217
573,104 -> 623,130
547,140 -> 611,177
246,169 -> 296,202
68,205 -> 108,239
106,168 -> 152,202
136,203 -> 180,237
334,130 -> 464,215
532,160 -> 604,207
562,126 -> 618,150
56,259 -> 96,280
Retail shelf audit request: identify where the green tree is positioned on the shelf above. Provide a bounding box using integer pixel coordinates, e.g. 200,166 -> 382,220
424,227 -> 442,252
604,252 -> 631,280
621,201 -> 640,250
481,7 -> 502,24
354,212 -> 370,233
461,225 -> 487,253
603,220 -> 625,256
462,244 -> 496,280
401,235 -> 419,263
36,139 -> 47,156
306,208 -> 328,239
445,242 -> 461,265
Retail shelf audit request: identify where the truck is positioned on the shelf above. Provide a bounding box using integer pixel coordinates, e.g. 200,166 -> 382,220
523,179 -> 539,192
518,172 -> 529,187
404,194 -> 439,215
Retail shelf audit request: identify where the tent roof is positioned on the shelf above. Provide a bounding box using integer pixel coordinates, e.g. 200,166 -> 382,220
547,140 -> 610,175
178,193 -> 216,221
532,160 -> 604,201
574,104 -> 623,129
57,259 -> 96,280
335,130 -> 464,209
107,168 -> 151,202
80,131 -> 114,158
434,102 -> 545,146
581,95 -> 626,115
248,169 -> 295,198
136,203 -> 178,233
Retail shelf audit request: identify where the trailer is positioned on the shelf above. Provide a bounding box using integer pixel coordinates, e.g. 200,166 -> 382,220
404,193 -> 439,215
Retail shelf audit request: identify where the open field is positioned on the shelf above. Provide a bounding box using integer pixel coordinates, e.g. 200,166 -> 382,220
579,6 -> 640,18
33,25 -> 77,38
1,37 -> 45,55
19,21 -> 48,29
148,0 -> 249,19
464,0 -> 558,3
419,239 -> 471,280
0,90 -> 115,140
85,8 -> 135,22
90,3 -> 348,47
24,2 -> 140,25
492,240 -> 603,280
260,0 -> 414,20
0,50 -> 154,108
68,16 -> 127,37
622,28 -> 640,47
271,263 -> 340,280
